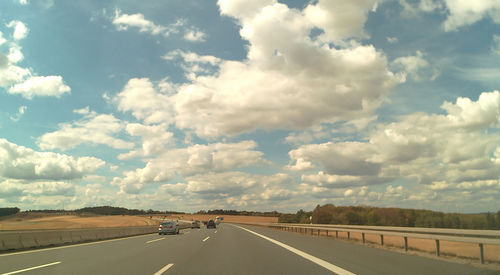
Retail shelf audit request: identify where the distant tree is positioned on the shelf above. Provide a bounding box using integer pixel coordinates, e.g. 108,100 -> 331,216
0,207 -> 20,217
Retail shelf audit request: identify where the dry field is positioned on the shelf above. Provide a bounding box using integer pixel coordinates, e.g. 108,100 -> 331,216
286,228 -> 500,263
0,214 -> 159,230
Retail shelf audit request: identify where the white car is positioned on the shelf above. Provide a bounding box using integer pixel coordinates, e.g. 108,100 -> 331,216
158,221 -> 179,235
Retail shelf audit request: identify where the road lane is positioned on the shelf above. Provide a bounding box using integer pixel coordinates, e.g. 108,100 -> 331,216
230,224 -> 490,275
0,224 -> 494,275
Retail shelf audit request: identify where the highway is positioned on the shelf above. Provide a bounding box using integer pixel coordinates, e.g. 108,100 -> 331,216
0,224 -> 494,275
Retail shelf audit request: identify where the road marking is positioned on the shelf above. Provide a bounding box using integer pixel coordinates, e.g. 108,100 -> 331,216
1,261 -> 61,275
214,230 -> 217,233
146,237 -> 165,243
0,233 -> 157,257
202,236 -> 210,242
184,231 -> 191,234
153,263 -> 174,275
233,225 -> 356,275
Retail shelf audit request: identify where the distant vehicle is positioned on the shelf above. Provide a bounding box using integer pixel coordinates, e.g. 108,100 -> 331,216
191,220 -> 201,229
158,221 -> 179,235
206,219 -> 216,229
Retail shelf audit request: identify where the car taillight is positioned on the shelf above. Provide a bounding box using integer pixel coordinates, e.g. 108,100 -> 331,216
169,226 -> 173,228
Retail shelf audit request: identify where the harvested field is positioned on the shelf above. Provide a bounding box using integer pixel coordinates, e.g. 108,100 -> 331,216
0,214 -> 159,230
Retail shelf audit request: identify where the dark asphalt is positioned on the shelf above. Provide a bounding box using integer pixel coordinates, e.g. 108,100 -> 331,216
0,224 -> 495,275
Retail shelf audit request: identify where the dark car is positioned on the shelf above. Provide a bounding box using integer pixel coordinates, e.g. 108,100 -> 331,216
206,219 -> 216,229
191,220 -> 201,229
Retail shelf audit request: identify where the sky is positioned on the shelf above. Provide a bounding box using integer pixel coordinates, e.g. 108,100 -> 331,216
1,0 -> 500,213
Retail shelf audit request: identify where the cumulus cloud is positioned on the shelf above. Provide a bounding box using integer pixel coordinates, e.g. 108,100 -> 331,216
183,28 -> 206,42
168,0 -> 399,138
113,78 -> 174,125
111,9 -> 205,42
0,31 -> 6,46
157,172 -> 296,208
37,108 -> 133,151
290,91 -> 500,192
399,0 -> 500,31
393,50 -> 439,81
442,0 -> 500,31
6,21 -> 29,40
303,0 -> 383,41
8,76 -> 71,99
118,123 -> 174,159
0,139 -> 105,181
112,141 -> 266,194
112,9 -> 182,36
0,23 -> 70,99
10,105 -> 27,122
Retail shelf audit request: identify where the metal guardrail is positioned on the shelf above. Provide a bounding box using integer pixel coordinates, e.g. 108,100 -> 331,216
248,222 -> 500,264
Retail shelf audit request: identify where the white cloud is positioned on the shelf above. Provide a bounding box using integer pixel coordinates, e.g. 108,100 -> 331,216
344,189 -> 354,197
157,172 -> 296,208
18,0 -> 28,5
113,78 -> 174,125
171,0 -> 398,138
386,36 -> 398,43
0,139 -> 105,181
303,0 -> 383,41
119,123 -> 174,159
6,21 -> 29,40
10,105 -> 27,122
400,0 -> 500,31
443,0 -> 500,31
112,140 -> 266,194
8,76 -> 71,99
393,50 -> 438,81
114,9 -> 169,35
184,28 -> 206,42
37,109 -> 134,151
0,31 -> 6,46
291,91 -> 500,192
0,65 -> 30,87
7,45 -> 24,64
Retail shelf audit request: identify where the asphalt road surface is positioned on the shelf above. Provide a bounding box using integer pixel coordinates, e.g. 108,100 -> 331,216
0,224 -> 495,275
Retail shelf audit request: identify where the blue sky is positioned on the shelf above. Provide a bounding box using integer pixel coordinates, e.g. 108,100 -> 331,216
1,0 -> 500,213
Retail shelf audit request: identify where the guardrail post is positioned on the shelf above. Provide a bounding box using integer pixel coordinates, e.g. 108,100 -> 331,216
435,240 -> 440,257
336,231 -> 338,238
347,232 -> 350,240
404,237 -> 408,252
362,233 -> 365,244
380,235 -> 384,246
326,230 -> 329,237
479,243 -> 484,264
311,229 -> 313,235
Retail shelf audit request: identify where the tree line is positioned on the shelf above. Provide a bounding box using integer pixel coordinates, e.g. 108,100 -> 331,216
0,207 -> 20,217
196,209 -> 281,217
279,204 -> 500,230
21,206 -> 184,216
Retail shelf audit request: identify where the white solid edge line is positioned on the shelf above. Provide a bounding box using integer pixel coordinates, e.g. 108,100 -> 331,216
1,261 -> 61,275
0,233 -> 157,257
146,237 -> 165,243
202,236 -> 210,242
233,225 -> 356,275
153,263 -> 174,275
